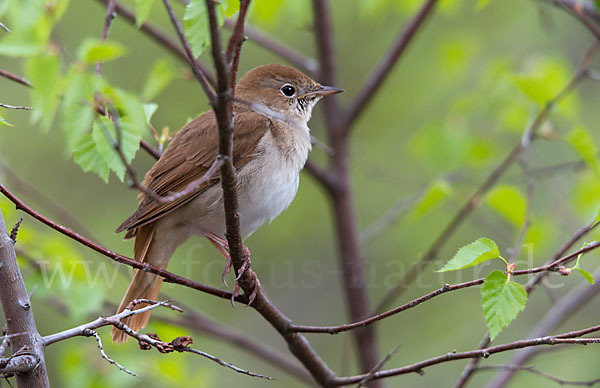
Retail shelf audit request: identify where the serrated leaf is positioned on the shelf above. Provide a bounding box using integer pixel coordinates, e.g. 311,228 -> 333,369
62,71 -> 98,151
76,39 -> 126,64
486,185 -> 526,226
567,126 -> 600,178
437,237 -> 500,272
184,0 -> 226,57
0,112 -> 13,126
224,0 -> 240,17
142,59 -> 175,101
92,116 -> 126,181
73,132 -> 110,183
143,103 -> 158,123
135,0 -> 155,28
574,268 -> 595,284
104,87 -> 146,142
481,270 -> 527,340
26,53 -> 62,132
409,180 -> 451,222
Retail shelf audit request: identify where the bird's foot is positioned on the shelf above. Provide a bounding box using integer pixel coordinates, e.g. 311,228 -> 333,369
231,248 -> 259,306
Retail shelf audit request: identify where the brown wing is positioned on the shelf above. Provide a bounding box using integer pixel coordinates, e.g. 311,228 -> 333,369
116,110 -> 270,236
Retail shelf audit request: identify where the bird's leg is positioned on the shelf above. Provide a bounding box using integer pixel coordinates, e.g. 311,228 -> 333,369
203,232 -> 252,292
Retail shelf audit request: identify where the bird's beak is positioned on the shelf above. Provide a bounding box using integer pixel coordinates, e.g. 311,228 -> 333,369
306,85 -> 344,97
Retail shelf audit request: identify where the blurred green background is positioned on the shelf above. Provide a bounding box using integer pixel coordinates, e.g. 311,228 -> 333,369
1,0 -> 600,387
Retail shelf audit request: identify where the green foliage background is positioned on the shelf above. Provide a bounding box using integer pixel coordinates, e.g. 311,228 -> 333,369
1,0 -> 600,387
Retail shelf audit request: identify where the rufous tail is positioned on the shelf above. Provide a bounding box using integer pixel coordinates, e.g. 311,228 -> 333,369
111,226 -> 161,344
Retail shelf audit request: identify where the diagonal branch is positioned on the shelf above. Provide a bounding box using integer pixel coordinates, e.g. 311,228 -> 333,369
344,0 -> 439,129
0,184 -> 243,304
374,42 -> 599,313
0,69 -> 31,87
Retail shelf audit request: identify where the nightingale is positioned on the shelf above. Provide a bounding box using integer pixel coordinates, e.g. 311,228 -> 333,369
111,64 -> 343,343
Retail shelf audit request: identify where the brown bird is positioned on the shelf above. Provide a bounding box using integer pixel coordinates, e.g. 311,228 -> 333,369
111,64 -> 343,343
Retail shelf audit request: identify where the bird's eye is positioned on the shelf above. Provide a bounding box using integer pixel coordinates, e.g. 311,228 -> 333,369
281,84 -> 296,97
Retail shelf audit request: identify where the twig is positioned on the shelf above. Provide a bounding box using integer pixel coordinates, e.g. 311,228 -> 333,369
0,22 -> 9,33
474,365 -> 600,386
84,329 -> 137,377
554,0 -> 600,40
224,19 -> 318,74
453,220 -> 599,388
0,69 -> 31,88
139,138 -> 162,159
356,346 -> 401,388
289,239 -> 600,334
95,0 -> 216,87
330,329 -> 600,386
182,347 -> 272,380
161,0 -> 216,103
0,103 -> 31,110
374,41 -> 599,313
0,184 -> 243,303
344,0 -> 439,128
96,0 -> 116,75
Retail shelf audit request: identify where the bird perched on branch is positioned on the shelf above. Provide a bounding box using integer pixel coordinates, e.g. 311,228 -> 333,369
111,64 -> 343,343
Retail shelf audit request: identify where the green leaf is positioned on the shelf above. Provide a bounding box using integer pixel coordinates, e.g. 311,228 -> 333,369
62,70 -> 98,151
481,270 -> 527,340
224,0 -> 240,17
0,112 -> 13,126
76,38 -> 126,64
567,126 -> 600,178
574,268 -> 595,284
437,237 -> 500,272
26,52 -> 63,132
486,185 -> 526,226
142,59 -> 175,101
104,87 -> 146,142
184,0 -> 226,57
143,103 -> 158,124
72,132 -> 110,183
408,180 -> 451,222
135,0 -> 155,28
92,116 -> 126,181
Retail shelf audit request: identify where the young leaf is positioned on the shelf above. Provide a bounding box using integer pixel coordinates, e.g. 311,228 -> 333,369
437,237 -> 500,272
574,268 -> 595,285
0,112 -> 13,126
76,39 -> 126,64
184,0 -> 225,57
135,0 -> 155,28
143,103 -> 158,124
72,132 -> 110,183
481,270 -> 527,340
486,185 -> 526,226
408,180 -> 451,222
142,59 -> 175,101
224,0 -> 240,17
104,87 -> 146,145
566,126 -> 600,178
92,116 -> 126,181
26,53 -> 62,132
62,71 -> 98,151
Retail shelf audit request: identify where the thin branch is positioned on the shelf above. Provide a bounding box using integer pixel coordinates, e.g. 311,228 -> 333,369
0,103 -> 31,110
475,365 -> 600,386
96,0 -> 116,75
162,0 -> 216,103
43,299 -> 271,379
453,220 -> 599,388
344,0 -> 439,128
554,0 -> 600,40
356,346 -> 401,388
374,41 -> 599,313
85,329 -> 137,377
224,19 -> 318,74
139,138 -> 162,159
290,238 -> 600,334
330,327 -> 600,386
0,69 -> 31,88
0,184 -> 243,304
95,0 -> 216,87
0,22 -> 9,33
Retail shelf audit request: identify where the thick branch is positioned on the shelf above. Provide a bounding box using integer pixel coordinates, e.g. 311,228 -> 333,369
0,209 -> 49,387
